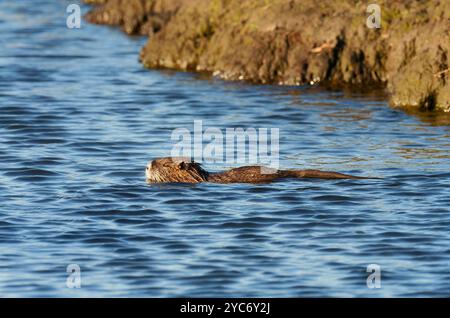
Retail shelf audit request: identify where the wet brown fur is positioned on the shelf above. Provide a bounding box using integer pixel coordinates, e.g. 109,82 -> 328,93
146,157 -> 372,184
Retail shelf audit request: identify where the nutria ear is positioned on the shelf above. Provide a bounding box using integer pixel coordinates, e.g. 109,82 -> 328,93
179,161 -> 188,170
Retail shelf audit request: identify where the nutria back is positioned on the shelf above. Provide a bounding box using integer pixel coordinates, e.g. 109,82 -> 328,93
208,166 -> 281,183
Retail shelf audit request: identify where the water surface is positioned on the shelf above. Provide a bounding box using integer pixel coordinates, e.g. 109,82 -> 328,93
0,1 -> 449,297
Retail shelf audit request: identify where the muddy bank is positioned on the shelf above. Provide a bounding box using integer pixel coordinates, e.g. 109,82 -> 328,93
85,0 -> 450,112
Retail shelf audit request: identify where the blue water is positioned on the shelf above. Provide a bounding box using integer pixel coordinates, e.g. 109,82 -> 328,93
0,1 -> 449,297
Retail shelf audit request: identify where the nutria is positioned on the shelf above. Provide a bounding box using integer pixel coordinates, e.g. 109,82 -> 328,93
145,157 -> 373,184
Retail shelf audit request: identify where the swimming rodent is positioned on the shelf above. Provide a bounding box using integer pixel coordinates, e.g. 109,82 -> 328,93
145,157 -> 373,184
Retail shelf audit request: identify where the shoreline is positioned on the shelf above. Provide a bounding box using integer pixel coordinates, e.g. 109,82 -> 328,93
84,0 -> 450,113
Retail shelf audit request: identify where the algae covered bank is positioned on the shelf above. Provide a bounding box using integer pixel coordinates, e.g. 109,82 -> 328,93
85,0 -> 450,112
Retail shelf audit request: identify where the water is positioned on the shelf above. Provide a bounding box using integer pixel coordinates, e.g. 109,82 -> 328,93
0,1 -> 449,297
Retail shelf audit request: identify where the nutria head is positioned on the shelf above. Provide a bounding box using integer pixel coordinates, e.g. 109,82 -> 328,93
145,157 -> 209,183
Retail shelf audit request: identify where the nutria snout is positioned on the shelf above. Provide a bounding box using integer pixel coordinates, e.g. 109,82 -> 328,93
146,157 -> 373,184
